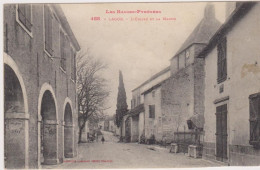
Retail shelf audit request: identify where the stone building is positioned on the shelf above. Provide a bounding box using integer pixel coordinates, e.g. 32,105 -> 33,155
4,4 -> 80,168
198,2 -> 260,165
160,4 -> 221,142
142,67 -> 170,143
122,66 -> 170,143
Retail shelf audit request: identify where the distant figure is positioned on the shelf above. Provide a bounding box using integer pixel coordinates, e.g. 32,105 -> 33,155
101,135 -> 105,144
95,132 -> 98,142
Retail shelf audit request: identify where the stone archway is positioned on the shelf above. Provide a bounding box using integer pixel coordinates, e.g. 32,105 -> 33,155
38,84 -> 59,165
63,101 -> 74,158
4,62 -> 29,168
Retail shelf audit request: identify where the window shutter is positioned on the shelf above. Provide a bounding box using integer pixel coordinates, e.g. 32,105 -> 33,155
44,5 -> 49,53
18,5 -> 26,26
48,12 -> 53,55
25,5 -> 31,31
44,6 -> 52,55
249,95 -> 260,145
217,38 -> 227,83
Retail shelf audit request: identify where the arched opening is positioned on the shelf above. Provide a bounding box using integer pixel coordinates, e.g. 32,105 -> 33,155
40,90 -> 58,165
4,64 -> 28,168
64,103 -> 74,158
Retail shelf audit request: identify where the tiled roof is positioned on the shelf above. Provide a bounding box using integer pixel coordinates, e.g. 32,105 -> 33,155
132,66 -> 170,92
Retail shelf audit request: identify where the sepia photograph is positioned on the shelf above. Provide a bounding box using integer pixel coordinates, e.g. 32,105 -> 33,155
2,0 -> 260,169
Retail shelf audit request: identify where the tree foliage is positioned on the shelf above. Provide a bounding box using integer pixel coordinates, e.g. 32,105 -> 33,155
77,50 -> 110,143
115,70 -> 128,128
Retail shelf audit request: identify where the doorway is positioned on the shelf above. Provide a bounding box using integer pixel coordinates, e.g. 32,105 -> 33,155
215,104 -> 228,162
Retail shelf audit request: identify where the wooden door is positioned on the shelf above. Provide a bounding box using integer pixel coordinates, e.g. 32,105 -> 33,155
216,104 -> 228,162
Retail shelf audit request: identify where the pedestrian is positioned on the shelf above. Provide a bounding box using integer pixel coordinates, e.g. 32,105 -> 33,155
95,132 -> 98,142
101,135 -> 105,144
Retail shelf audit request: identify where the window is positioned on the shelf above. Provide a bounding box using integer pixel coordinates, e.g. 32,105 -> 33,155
249,92 -> 260,147
71,48 -> 76,80
185,49 -> 190,67
217,38 -> 227,83
44,5 -> 53,56
149,105 -> 155,118
17,4 -> 32,32
177,56 -> 179,70
137,96 -> 141,105
60,31 -> 66,71
152,91 -> 155,97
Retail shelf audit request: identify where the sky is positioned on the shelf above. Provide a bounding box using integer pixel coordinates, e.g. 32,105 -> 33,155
61,2 -> 226,116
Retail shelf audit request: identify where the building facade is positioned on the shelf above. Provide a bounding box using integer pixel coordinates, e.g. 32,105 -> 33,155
4,4 -> 80,168
199,2 -> 260,166
122,66 -> 170,143
161,4 -> 221,142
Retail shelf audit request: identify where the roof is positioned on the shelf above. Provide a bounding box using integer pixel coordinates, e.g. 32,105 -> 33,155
52,5 -> 81,51
132,66 -> 170,92
171,4 -> 221,60
141,79 -> 166,95
198,2 -> 256,58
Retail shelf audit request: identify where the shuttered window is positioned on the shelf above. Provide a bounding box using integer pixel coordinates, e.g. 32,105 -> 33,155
60,31 -> 66,71
149,105 -> 155,118
71,48 -> 76,80
217,38 -> 227,83
18,4 -> 32,32
249,92 -> 260,147
44,5 -> 53,56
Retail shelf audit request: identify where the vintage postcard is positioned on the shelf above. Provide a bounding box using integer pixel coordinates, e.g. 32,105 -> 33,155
2,0 -> 260,169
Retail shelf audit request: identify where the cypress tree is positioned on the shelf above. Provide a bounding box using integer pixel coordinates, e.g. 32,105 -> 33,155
115,70 -> 128,139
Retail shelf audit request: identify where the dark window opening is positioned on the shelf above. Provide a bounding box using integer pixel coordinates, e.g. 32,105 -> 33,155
149,105 -> 155,118
249,92 -> 260,147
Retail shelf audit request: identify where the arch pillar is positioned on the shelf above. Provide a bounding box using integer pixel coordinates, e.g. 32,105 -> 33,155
63,123 -> 74,158
38,83 -> 59,166
63,98 -> 74,158
4,53 -> 29,169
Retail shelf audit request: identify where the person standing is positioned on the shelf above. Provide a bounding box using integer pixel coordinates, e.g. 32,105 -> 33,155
101,135 -> 105,144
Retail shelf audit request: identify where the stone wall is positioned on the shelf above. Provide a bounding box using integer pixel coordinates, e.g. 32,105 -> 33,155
161,64 -> 195,142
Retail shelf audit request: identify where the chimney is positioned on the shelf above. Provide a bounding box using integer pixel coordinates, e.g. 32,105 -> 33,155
204,3 -> 215,19
225,2 -> 237,20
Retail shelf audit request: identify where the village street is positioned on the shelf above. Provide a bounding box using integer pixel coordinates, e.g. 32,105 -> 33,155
43,131 -> 220,169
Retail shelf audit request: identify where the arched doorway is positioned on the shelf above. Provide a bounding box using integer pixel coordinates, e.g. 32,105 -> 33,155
4,64 -> 29,168
40,90 -> 58,165
64,102 -> 74,158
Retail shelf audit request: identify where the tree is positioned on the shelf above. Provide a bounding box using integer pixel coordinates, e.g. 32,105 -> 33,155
115,70 -> 128,140
77,51 -> 110,143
